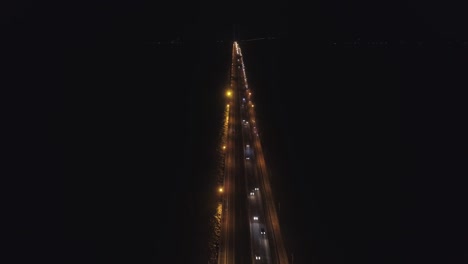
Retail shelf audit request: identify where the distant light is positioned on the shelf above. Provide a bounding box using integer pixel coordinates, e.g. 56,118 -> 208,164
222,145 -> 226,150
226,90 -> 232,97
219,187 -> 223,193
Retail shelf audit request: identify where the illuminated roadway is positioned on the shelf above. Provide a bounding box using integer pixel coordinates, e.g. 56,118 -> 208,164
218,42 -> 290,264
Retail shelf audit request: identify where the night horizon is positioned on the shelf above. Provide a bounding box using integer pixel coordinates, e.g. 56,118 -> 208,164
3,1 -> 467,263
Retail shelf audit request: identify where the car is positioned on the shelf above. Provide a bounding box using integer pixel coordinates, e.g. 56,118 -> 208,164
253,216 -> 258,220
245,144 -> 253,159
260,228 -> 266,235
255,255 -> 261,260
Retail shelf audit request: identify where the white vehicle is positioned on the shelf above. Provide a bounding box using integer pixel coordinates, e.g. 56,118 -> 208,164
245,144 -> 253,159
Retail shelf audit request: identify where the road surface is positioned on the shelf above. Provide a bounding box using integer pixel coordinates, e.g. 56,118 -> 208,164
218,42 -> 290,264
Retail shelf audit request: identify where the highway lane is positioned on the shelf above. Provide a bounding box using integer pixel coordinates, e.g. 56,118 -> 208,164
218,43 -> 239,264
233,43 -> 250,264
240,48 -> 289,263
242,102 -> 273,264
249,106 -> 289,264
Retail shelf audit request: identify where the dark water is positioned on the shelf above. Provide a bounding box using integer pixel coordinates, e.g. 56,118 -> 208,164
241,39 -> 468,264
63,35 -> 467,264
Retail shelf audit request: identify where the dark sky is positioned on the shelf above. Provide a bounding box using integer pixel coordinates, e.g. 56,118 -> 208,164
3,0 -> 467,264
